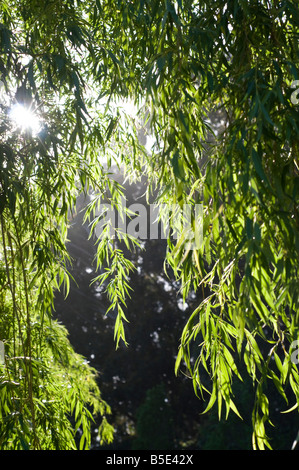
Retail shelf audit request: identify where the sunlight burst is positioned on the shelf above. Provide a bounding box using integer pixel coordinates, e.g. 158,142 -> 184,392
9,103 -> 42,135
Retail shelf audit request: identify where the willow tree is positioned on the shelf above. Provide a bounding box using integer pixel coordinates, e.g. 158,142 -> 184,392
0,0 -> 298,450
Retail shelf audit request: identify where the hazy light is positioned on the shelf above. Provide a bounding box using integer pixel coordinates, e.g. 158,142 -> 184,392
9,103 -> 42,135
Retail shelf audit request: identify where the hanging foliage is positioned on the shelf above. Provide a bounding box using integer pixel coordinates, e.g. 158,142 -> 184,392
0,0 -> 298,449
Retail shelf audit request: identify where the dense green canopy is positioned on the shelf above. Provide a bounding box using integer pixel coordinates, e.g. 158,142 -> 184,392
0,0 -> 298,450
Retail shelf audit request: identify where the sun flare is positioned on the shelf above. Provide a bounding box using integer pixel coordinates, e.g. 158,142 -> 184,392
9,103 -> 42,135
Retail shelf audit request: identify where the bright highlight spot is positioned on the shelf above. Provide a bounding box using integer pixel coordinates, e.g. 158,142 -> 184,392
9,103 -> 42,135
